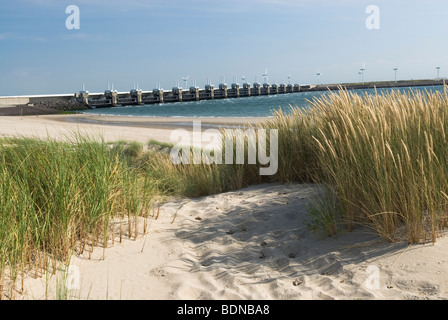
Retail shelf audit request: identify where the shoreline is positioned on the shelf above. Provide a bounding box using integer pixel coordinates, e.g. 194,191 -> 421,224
58,114 -> 267,130
0,113 -> 267,144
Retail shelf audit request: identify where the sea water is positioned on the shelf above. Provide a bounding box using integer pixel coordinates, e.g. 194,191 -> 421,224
80,85 -> 446,118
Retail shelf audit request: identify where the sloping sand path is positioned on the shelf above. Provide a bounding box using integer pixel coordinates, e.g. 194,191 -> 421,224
22,183 -> 448,300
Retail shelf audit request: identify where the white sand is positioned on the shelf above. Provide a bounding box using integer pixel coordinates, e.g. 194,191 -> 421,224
0,114 -> 264,144
2,115 -> 448,300
0,114 -> 177,144
21,183 -> 448,300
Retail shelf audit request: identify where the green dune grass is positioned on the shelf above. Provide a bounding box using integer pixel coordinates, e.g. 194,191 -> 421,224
266,86 -> 448,243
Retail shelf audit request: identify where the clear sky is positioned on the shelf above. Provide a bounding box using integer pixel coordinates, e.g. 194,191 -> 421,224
1,0 -> 447,95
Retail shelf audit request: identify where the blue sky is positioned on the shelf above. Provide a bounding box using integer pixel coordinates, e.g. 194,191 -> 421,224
1,0 -> 447,95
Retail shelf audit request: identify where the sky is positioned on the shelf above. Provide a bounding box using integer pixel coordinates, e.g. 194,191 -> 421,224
0,0 -> 447,96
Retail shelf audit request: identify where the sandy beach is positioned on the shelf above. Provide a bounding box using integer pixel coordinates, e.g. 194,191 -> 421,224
21,183 -> 448,300
0,113 -> 265,144
1,113 -> 447,300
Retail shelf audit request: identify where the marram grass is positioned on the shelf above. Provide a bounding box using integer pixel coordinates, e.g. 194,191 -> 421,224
0,136 -> 155,299
267,86 -> 448,244
0,134 -> 262,299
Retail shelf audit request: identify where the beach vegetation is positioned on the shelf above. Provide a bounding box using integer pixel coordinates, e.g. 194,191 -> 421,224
0,135 -> 153,299
2,86 -> 448,298
267,86 -> 448,244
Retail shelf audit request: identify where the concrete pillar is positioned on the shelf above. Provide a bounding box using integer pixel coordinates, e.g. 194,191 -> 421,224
172,87 -> 183,102
244,83 -> 251,97
207,85 -> 214,100
159,89 -> 164,103
232,83 -> 240,98
80,92 -> 89,106
263,84 -> 270,95
254,83 -> 261,96
153,89 -> 164,103
105,90 -> 118,107
111,91 -> 118,107
219,84 -> 228,99
194,87 -> 200,101
131,89 -> 142,105
137,91 -> 142,105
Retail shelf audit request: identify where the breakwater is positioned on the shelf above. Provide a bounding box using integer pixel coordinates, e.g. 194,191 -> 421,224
0,79 -> 444,110
77,79 -> 446,108
78,83 -> 304,108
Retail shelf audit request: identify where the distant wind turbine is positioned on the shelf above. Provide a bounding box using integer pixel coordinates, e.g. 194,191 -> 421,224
262,68 -> 269,83
287,73 -> 292,85
316,70 -> 321,85
182,75 -> 189,88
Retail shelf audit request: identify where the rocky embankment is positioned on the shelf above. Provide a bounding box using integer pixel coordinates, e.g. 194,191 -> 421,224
0,99 -> 88,116
32,99 -> 88,111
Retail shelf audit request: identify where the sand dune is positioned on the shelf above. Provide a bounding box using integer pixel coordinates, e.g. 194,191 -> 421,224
2,114 -> 447,300
21,183 -> 448,300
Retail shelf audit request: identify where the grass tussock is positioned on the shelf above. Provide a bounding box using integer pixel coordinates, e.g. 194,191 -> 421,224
267,86 -> 448,244
0,136 -> 155,299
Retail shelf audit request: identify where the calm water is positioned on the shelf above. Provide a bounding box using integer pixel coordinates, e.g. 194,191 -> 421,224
81,85 -> 446,118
